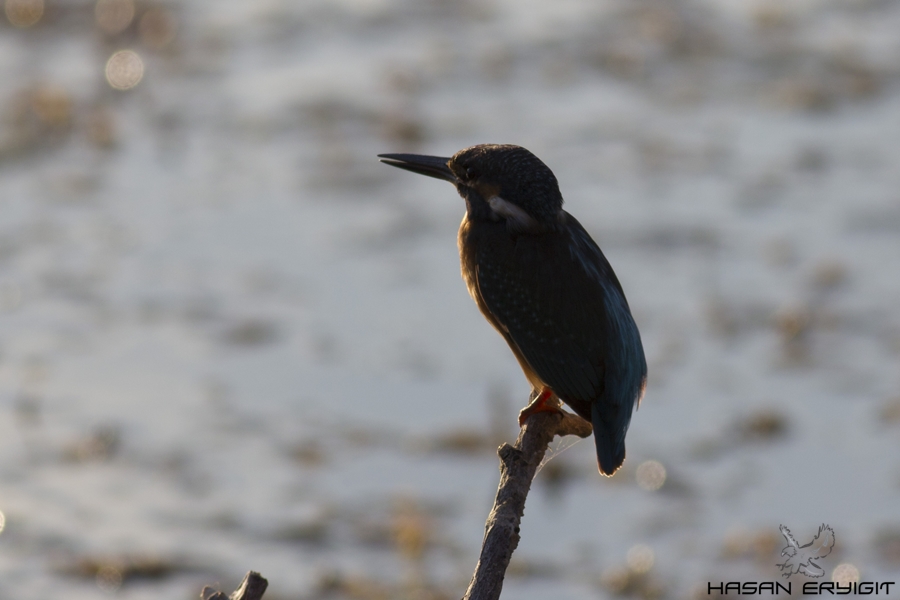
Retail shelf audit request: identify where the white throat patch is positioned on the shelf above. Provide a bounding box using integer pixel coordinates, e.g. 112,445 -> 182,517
488,196 -> 538,230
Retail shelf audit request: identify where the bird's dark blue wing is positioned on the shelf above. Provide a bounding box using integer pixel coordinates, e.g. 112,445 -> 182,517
472,212 -> 647,473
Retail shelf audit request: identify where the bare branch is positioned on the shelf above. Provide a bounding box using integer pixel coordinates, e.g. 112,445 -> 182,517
201,571 -> 268,600
462,409 -> 592,600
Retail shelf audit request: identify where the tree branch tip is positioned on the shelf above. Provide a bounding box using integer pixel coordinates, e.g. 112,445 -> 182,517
521,409 -> 592,440
201,587 -> 228,600
201,571 -> 268,600
555,412 -> 593,439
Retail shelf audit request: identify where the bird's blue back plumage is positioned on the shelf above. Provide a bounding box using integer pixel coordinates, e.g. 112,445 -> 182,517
568,219 -> 647,474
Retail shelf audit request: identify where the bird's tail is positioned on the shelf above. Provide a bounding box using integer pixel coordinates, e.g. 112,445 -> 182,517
592,407 -> 626,476
591,360 -> 644,476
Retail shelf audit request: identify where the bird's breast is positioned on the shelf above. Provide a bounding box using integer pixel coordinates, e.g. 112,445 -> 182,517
458,215 -> 501,311
458,214 -> 580,344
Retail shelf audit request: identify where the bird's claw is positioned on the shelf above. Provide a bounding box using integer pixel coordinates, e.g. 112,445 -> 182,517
518,388 -> 564,427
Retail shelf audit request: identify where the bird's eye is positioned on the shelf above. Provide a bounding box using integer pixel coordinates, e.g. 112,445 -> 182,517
465,166 -> 479,180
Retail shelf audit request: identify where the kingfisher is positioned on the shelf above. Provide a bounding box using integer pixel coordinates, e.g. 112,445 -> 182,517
378,144 -> 647,475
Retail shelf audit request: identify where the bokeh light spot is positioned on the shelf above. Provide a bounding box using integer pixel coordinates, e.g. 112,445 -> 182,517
832,563 -> 860,584
0,509 -> 6,534
95,0 -> 134,35
105,50 -> 144,90
96,564 -> 122,592
626,543 -> 655,573
5,0 -> 43,27
635,459 -> 666,491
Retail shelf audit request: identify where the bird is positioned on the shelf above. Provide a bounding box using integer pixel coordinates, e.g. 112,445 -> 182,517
378,144 -> 647,475
776,524 -> 836,578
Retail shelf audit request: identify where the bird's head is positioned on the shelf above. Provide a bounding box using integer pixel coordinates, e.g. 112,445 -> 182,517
379,144 -> 564,231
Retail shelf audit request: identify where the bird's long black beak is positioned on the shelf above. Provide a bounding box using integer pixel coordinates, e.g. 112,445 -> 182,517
378,153 -> 456,183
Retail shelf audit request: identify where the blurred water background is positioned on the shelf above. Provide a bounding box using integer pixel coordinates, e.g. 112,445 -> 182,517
1,0 -> 900,598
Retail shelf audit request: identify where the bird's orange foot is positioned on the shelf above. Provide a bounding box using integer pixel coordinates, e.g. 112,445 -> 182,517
518,388 -> 564,427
